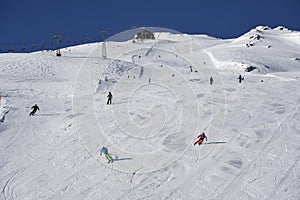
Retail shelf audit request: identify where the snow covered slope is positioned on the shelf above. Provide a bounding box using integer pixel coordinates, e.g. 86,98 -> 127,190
0,26 -> 300,200
205,26 -> 300,74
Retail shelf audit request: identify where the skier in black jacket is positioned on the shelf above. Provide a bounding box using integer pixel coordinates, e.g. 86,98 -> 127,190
107,92 -> 113,105
29,104 -> 40,116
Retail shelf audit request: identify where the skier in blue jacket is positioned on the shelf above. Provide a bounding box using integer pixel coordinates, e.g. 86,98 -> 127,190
100,146 -> 113,163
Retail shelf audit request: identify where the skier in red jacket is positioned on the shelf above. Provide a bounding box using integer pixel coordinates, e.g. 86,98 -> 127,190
193,132 -> 207,145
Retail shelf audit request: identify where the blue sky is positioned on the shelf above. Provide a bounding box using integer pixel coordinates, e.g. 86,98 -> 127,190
0,0 -> 299,52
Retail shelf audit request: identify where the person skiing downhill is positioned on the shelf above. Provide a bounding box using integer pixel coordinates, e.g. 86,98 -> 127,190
210,76 -> 213,85
100,146 -> 113,163
194,132 -> 207,145
29,104 -> 39,116
106,92 -> 112,105
107,92 -> 113,105
238,75 -> 244,83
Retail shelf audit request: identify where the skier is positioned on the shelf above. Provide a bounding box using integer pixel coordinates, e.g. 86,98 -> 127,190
210,76 -> 214,85
238,74 -> 244,83
193,132 -> 207,145
29,104 -> 39,116
100,146 -> 113,163
107,92 -> 113,105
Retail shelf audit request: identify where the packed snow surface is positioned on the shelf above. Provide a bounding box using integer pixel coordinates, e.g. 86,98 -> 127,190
1,26 -> 300,199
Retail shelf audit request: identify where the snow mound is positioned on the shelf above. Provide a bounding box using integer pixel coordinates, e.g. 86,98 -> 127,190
205,26 -> 300,74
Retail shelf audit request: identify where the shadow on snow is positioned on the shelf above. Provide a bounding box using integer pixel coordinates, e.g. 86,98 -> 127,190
113,157 -> 133,162
202,141 -> 226,145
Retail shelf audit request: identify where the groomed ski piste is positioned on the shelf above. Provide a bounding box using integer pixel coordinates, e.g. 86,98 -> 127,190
1,26 -> 300,199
